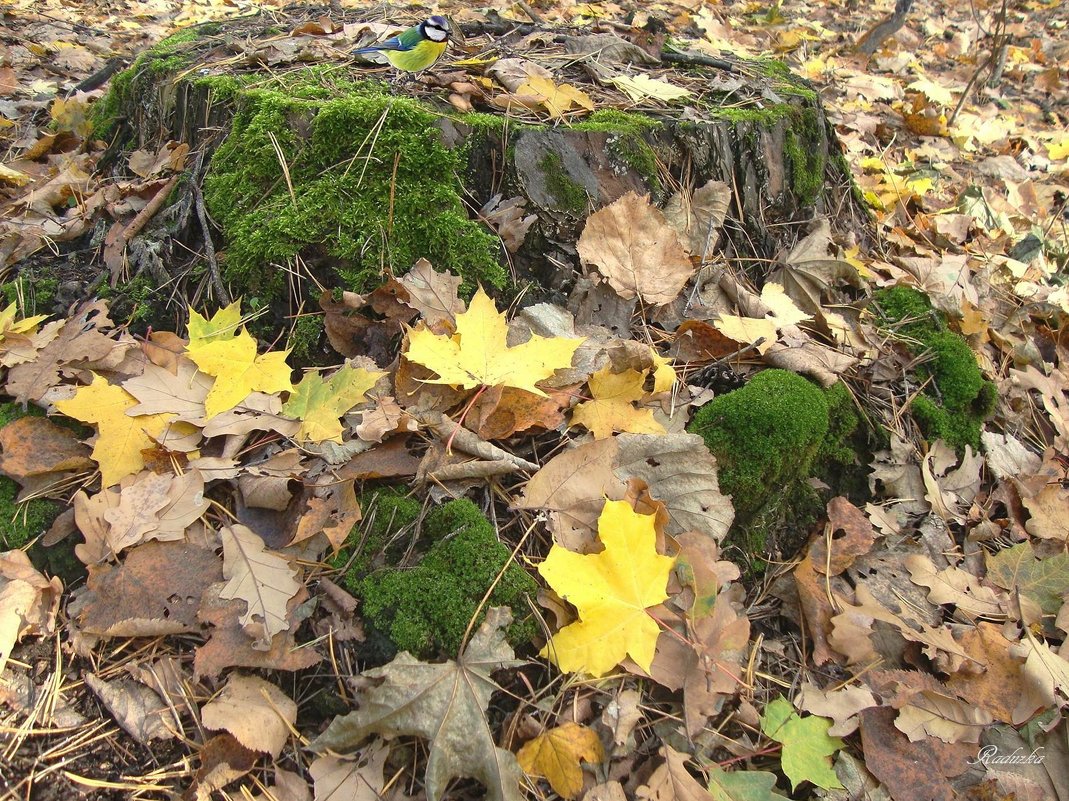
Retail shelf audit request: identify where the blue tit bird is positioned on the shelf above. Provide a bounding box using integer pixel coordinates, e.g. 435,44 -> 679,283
352,15 -> 450,73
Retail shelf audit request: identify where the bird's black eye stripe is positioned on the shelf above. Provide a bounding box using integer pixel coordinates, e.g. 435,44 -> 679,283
422,18 -> 449,42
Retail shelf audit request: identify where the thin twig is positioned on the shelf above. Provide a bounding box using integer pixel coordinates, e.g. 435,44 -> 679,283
267,131 -> 297,210
661,49 -> 737,73
948,0 -> 1008,126
191,181 -> 230,305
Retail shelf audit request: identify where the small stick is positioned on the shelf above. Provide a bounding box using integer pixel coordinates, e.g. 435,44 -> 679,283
103,174 -> 179,286
661,50 -> 737,73
413,410 -> 539,471
192,181 -> 230,304
516,1 -> 543,24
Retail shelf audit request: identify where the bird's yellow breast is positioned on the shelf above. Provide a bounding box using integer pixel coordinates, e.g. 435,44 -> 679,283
384,40 -> 447,72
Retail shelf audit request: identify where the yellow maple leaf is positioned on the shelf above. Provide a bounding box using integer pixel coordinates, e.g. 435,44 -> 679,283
517,722 -> 605,799
0,163 -> 32,188
650,349 -> 676,394
282,364 -> 385,443
843,246 -> 876,280
517,75 -> 595,120
186,330 -> 293,419
49,96 -> 92,137
712,315 -> 778,354
187,299 -> 244,348
0,303 -> 47,338
571,366 -> 665,439
907,77 -> 955,107
1046,137 -> 1069,161
760,283 -> 812,328
711,282 -> 816,354
539,500 -> 675,676
54,374 -> 173,487
404,288 -> 583,397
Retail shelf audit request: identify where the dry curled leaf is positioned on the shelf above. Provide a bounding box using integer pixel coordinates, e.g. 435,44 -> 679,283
0,550 -> 62,675
577,192 -> 695,306
200,673 -> 297,758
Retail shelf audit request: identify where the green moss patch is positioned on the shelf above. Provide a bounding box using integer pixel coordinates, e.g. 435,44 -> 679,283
539,151 -> 591,215
687,370 -> 875,573
783,107 -> 826,206
689,369 -> 829,521
1,275 -> 58,315
573,110 -> 663,192
202,74 -> 505,299
337,490 -> 537,660
873,286 -> 996,452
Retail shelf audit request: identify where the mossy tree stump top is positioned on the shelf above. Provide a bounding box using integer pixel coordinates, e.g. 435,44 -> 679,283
93,9 -> 868,341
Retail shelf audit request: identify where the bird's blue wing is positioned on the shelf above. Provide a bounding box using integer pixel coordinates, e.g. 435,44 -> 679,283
353,34 -> 415,54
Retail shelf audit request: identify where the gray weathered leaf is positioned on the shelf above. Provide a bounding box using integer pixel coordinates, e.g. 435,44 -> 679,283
313,608 -> 523,801
614,433 -> 734,542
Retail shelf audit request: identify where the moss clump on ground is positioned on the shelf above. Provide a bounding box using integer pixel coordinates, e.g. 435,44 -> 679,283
286,314 -> 325,364
338,491 -> 537,660
332,486 -> 421,580
0,479 -> 62,551
819,381 -> 861,465
873,286 -> 996,451
1,275 -> 58,315
687,370 -> 872,573
689,369 -> 830,521
97,274 -> 158,327
202,73 -> 505,299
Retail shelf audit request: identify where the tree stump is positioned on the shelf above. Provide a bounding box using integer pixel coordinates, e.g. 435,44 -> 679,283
87,9 -> 869,344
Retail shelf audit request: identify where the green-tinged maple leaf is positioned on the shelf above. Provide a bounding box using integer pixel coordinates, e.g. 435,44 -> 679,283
985,541 -> 1069,618
186,329 -> 293,419
539,500 -> 675,677
706,764 -> 788,801
282,364 -> 385,443
404,287 -> 583,397
313,607 -> 524,801
54,373 -> 173,487
187,300 -> 244,347
761,697 -> 843,791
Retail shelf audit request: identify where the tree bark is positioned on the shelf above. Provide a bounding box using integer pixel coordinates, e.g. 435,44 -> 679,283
90,9 -> 869,326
